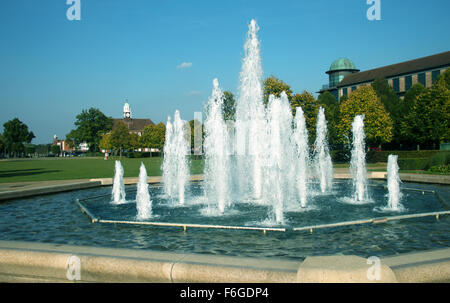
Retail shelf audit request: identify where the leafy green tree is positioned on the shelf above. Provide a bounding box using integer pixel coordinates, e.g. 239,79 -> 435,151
291,91 -> 318,144
337,85 -> 393,147
0,133 -> 4,154
371,78 -> 401,143
401,70 -> 450,148
51,144 -> 61,155
317,91 -> 340,147
24,144 -> 35,156
2,118 -> 35,157
129,133 -> 141,151
399,83 -> 426,144
263,75 -> 293,106
110,121 -> 131,157
222,91 -> 236,121
403,83 -> 426,115
66,129 -> 80,149
140,123 -> 166,150
68,108 -> 113,152
99,133 -> 112,151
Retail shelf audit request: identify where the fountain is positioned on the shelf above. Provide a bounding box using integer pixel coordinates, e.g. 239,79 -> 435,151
292,106 -> 310,208
111,160 -> 126,204
350,115 -> 369,203
265,92 -> 296,223
203,78 -> 231,214
313,107 -> 333,194
162,110 -> 190,205
136,162 -> 152,220
235,19 -> 267,200
386,155 -> 404,211
38,17 -> 449,265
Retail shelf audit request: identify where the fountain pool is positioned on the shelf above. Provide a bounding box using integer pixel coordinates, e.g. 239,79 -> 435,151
0,181 -> 448,261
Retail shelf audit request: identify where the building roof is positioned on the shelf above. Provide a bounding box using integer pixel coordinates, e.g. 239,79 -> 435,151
327,58 -> 358,73
112,118 -> 154,132
337,51 -> 450,88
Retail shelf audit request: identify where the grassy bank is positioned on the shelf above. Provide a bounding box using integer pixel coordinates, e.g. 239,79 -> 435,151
0,157 -> 204,183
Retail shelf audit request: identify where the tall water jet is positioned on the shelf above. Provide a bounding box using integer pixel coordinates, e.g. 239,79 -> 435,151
265,92 -> 294,224
162,117 -> 174,198
111,160 -> 126,204
313,107 -> 333,193
387,154 -> 403,210
293,106 -> 309,208
350,115 -> 369,202
235,19 -> 267,200
136,162 -> 152,220
203,78 -> 231,213
162,110 -> 190,205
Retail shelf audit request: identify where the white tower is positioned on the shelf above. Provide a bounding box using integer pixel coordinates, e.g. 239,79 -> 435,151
123,100 -> 132,118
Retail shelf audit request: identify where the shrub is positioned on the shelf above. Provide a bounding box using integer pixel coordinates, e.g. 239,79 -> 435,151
426,151 -> 450,169
397,158 -> 429,170
428,164 -> 450,174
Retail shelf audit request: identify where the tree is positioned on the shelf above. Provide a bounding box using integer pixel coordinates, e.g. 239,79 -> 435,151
140,123 -> 166,151
0,133 -> 4,155
51,144 -> 61,155
403,83 -> 426,115
371,78 -> 401,143
401,70 -> 450,148
337,85 -> 393,147
222,91 -> 236,121
263,75 -> 293,106
99,133 -> 112,151
2,118 -> 35,157
109,121 -> 131,157
399,83 -> 426,145
129,133 -> 140,151
291,91 -> 318,144
66,129 -> 80,149
68,108 -> 113,152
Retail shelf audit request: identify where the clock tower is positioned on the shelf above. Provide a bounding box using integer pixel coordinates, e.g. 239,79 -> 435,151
123,100 -> 132,119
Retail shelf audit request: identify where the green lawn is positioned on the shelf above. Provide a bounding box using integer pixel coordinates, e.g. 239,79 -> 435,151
0,157 -> 205,183
0,157 -> 444,184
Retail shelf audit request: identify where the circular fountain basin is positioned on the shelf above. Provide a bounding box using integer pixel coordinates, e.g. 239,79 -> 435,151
0,180 -> 449,261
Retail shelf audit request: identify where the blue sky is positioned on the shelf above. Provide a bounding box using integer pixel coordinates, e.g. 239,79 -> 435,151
0,0 -> 449,144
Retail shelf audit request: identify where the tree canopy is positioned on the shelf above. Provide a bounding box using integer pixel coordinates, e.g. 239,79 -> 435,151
222,91 -> 236,122
263,75 -> 293,106
291,91 -> 318,144
401,69 -> 450,147
140,122 -> 166,150
371,78 -> 402,143
2,118 -> 35,156
337,85 -> 393,146
67,108 -> 113,152
109,121 -> 131,156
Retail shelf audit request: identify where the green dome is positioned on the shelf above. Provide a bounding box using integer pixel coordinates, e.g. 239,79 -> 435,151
328,58 -> 357,72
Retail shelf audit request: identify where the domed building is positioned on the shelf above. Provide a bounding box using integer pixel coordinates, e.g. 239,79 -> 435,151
319,51 -> 450,102
326,58 -> 360,88
318,58 -> 359,100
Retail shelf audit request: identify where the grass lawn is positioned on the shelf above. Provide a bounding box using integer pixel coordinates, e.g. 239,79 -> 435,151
1,157 -> 445,184
0,157 -> 205,183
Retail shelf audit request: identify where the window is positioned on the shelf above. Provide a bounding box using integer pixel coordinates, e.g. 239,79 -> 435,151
418,73 -> 426,86
392,78 -> 399,92
432,70 -> 441,83
405,75 -> 412,91
342,88 -> 348,96
351,86 -> 357,92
